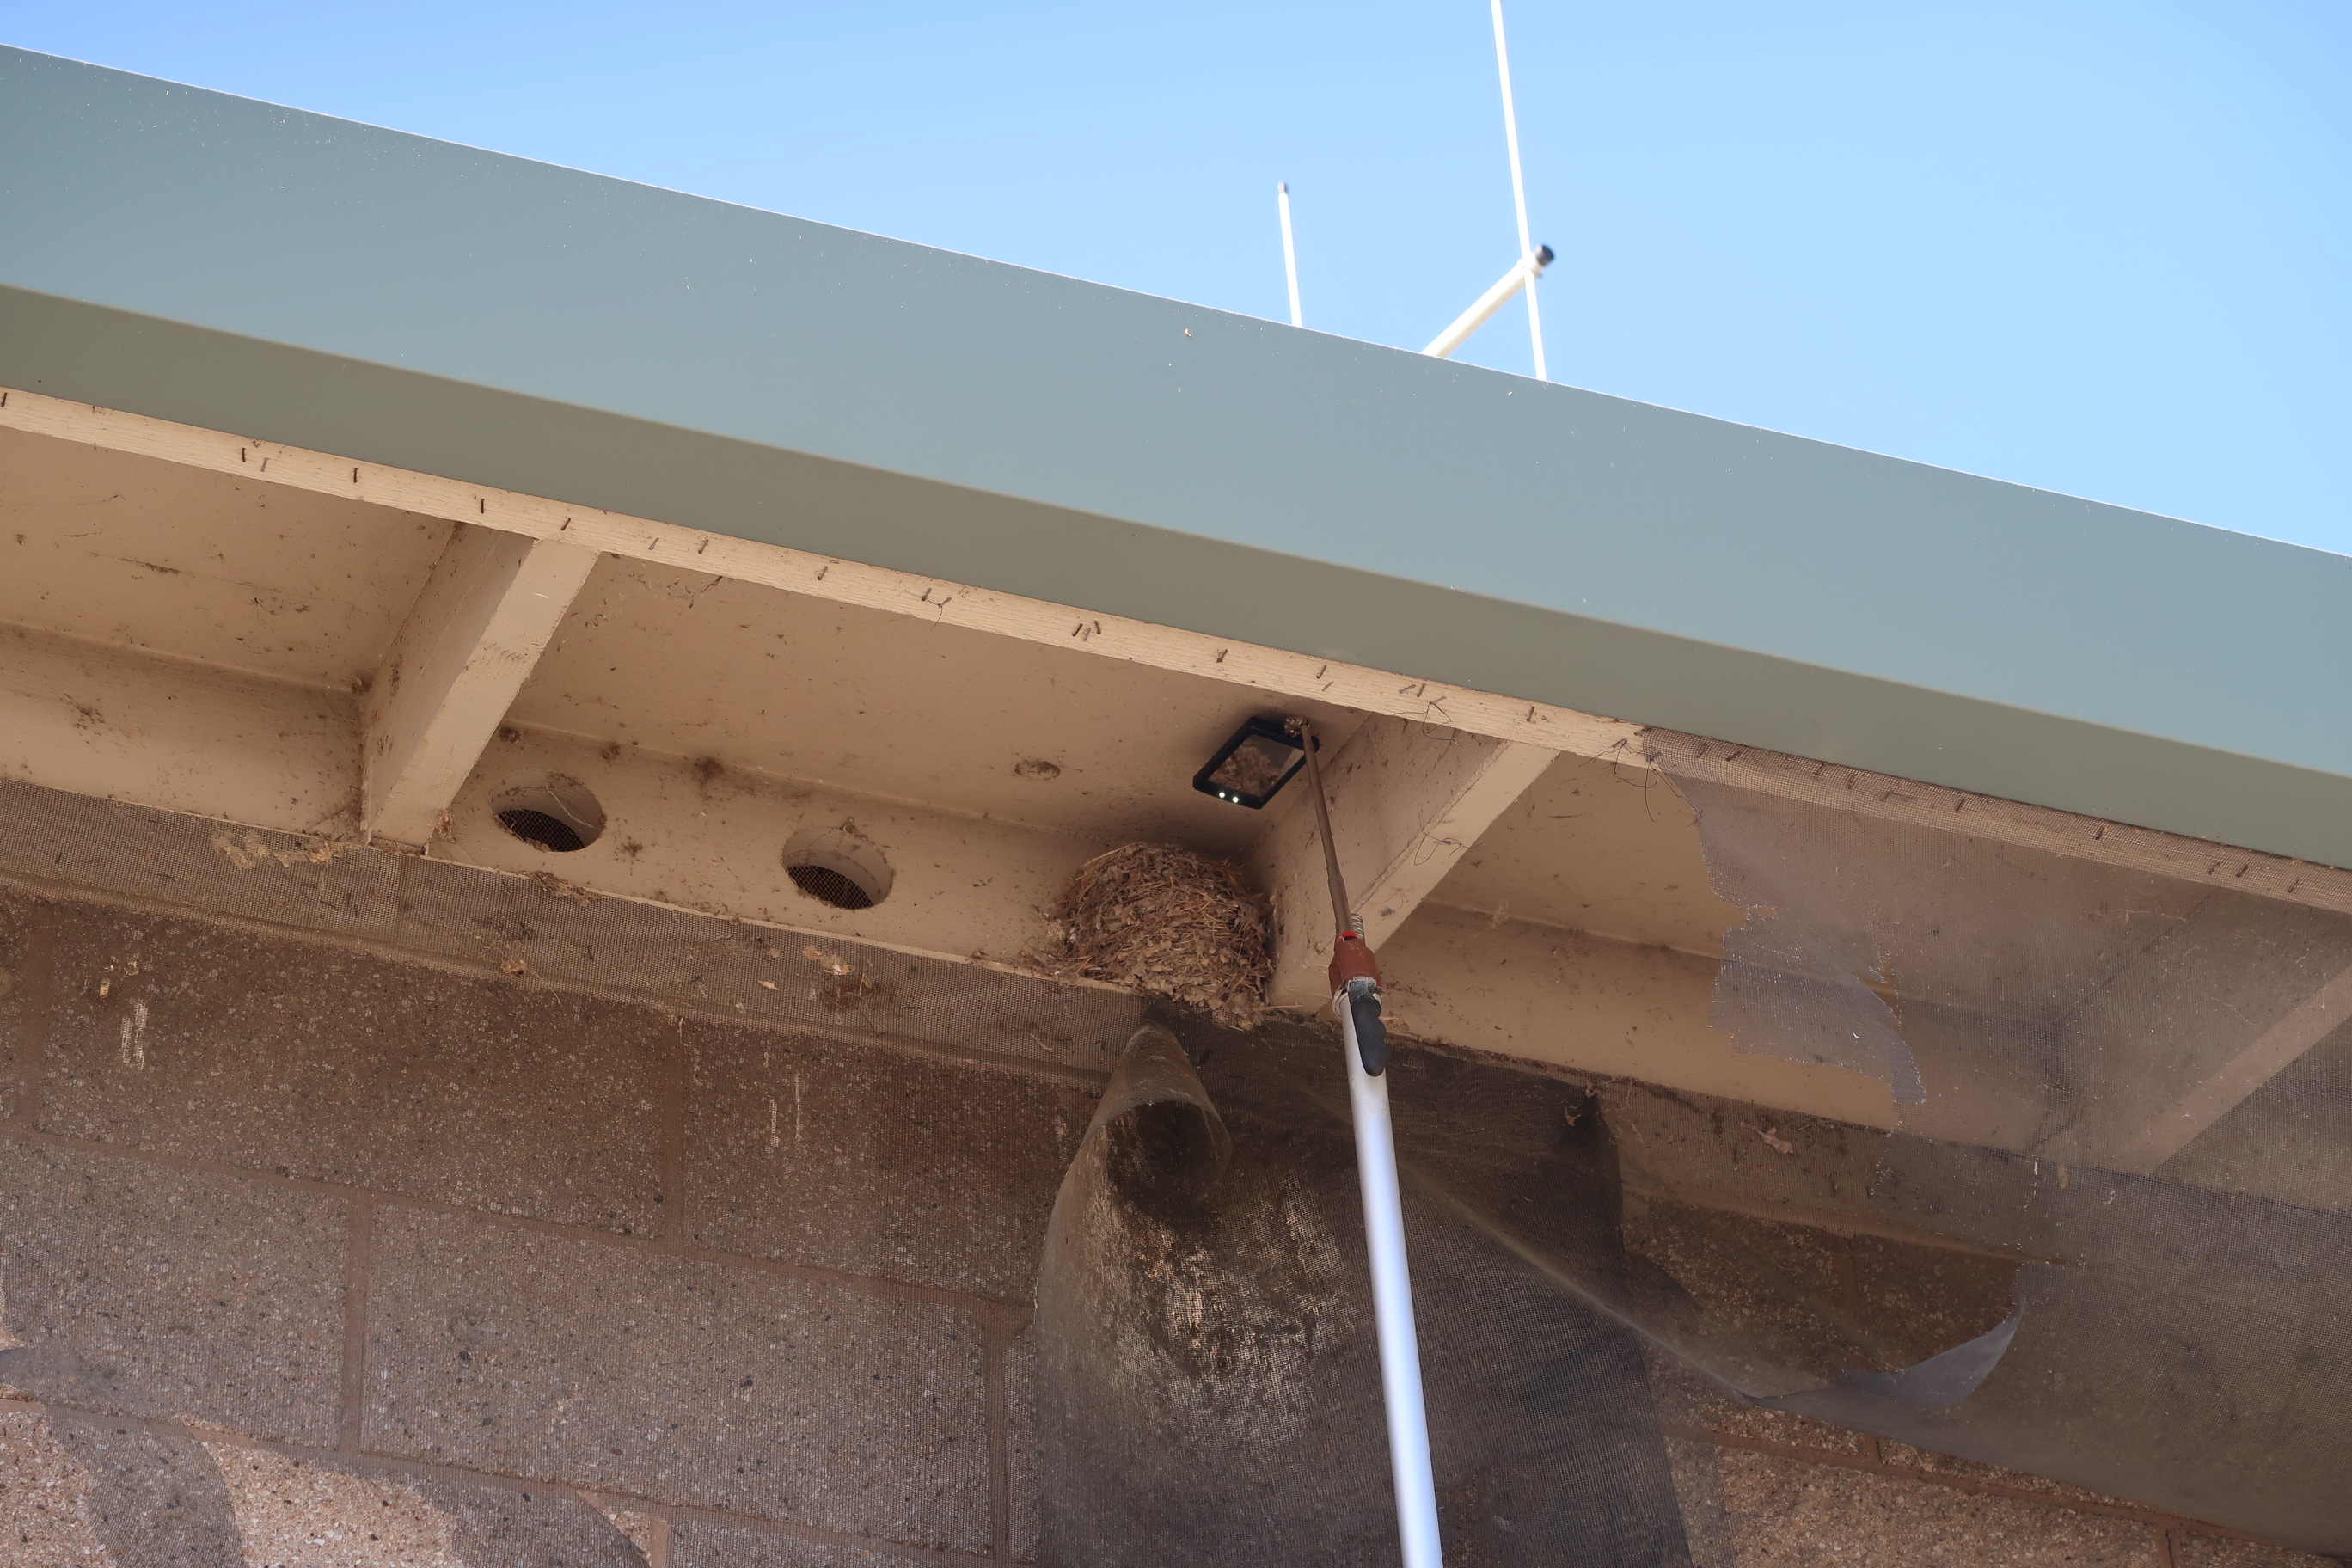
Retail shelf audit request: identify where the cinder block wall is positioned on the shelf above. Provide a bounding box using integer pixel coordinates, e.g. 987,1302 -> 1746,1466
0,782 -> 2334,1566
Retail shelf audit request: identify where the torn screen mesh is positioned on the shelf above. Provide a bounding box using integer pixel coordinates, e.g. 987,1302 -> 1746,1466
1036,773 -> 2352,1562
1659,774 -> 2352,1550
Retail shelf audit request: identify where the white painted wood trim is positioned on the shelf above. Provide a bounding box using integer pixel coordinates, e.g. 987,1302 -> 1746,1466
363,524 -> 600,848
11,387 -> 2351,919
1645,727 -> 2352,920
0,388 -> 1643,763
1251,718 -> 1555,1009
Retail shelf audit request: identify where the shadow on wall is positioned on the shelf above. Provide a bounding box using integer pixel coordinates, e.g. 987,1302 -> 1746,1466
0,1393 -> 656,1565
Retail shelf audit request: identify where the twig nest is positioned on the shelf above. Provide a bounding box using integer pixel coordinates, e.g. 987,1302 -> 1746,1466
1050,844 -> 1271,1029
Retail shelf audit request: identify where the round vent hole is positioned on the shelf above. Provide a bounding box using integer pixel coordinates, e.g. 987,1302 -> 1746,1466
788,863 -> 875,910
492,775 -> 605,854
782,824 -> 892,910
499,808 -> 587,853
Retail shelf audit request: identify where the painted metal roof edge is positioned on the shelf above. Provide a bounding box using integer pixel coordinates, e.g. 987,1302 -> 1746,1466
4,46 -> 2348,867
8,284 -> 2346,872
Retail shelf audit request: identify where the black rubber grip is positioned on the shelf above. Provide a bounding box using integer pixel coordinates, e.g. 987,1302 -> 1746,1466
1350,985 -> 1390,1076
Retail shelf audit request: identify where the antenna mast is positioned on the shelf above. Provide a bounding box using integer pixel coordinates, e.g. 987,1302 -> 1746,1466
1277,182 -> 1303,328
1420,2 -> 1553,374
1491,0 -> 1547,380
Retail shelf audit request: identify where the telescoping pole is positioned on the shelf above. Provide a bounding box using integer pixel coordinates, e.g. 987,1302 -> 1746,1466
1299,725 -> 1445,1568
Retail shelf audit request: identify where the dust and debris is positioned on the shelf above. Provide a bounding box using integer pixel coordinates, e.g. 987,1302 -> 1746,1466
117,1000 -> 150,1069
1043,843 -> 1271,1029
211,830 -> 345,872
756,979 -> 779,991
527,870 -> 598,907
799,944 -> 890,1009
499,956 -> 530,977
820,970 -> 888,1010
1753,1124 -> 1797,1156
92,957 -> 141,1000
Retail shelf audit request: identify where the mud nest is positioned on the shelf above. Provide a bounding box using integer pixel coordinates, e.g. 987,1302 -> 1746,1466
1048,843 -> 1271,1029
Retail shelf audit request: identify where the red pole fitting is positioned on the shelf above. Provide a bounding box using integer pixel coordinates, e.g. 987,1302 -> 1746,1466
1328,928 -> 1382,997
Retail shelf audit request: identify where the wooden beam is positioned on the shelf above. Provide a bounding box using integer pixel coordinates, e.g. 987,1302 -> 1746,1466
14,388 -> 2352,923
2048,896 -> 2352,1173
362,524 -> 599,848
1645,727 -> 2352,921
0,387 -> 1642,764
0,622 -> 358,836
2102,964 -> 2352,1172
1249,718 -> 1555,1010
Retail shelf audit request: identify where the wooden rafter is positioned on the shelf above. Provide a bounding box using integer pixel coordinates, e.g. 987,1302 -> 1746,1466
1249,718 -> 1555,1010
363,524 -> 600,848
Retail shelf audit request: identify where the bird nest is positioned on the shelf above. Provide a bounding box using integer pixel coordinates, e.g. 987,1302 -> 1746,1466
1046,843 -> 1271,1029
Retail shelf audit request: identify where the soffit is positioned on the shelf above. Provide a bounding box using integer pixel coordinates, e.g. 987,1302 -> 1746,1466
0,426 -> 448,689
514,554 -> 1369,855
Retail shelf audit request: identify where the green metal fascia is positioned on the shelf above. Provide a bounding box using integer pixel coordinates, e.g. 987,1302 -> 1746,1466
4,47 -> 2349,866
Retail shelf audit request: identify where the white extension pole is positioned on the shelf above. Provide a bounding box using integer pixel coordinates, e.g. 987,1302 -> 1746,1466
1338,992 -> 1445,1568
1277,182 -> 1304,328
1491,0 -> 1547,380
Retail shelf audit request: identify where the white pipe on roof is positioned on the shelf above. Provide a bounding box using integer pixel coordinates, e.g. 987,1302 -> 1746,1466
1423,248 -> 1550,360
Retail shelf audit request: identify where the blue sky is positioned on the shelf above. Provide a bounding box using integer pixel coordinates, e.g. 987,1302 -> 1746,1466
4,2 -> 2345,552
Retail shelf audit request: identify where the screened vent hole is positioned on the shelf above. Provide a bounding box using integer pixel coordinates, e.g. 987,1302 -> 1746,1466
499,808 -> 587,853
782,824 -> 892,910
789,863 -> 874,910
492,775 -> 605,854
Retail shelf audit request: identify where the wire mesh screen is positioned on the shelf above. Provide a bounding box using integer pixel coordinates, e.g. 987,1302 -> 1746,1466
1655,775 -> 2352,1549
1034,773 -> 2352,1561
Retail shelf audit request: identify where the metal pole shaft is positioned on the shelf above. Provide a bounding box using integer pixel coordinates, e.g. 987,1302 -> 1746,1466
1338,988 -> 1445,1567
1277,182 -> 1304,329
1300,721 -> 1356,934
1300,718 -> 1443,1565
1491,0 -> 1548,380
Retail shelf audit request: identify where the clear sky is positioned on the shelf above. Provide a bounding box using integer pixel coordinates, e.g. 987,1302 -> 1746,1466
4,2 -> 2345,553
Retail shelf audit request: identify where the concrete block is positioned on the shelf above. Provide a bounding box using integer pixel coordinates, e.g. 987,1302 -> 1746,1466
41,901 -> 668,1233
0,890 -> 39,1128
1006,1322 -> 1038,1564
686,1022 -> 1087,1298
0,1141 -> 346,1444
210,1445 -> 647,1565
1717,1448 -> 2159,1566
364,1207 -> 991,1552
40,1415 -> 244,1565
1877,1441 -> 2136,1511
668,1519 -> 937,1565
2171,1533 -> 2342,1567
0,1409 -> 115,1563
